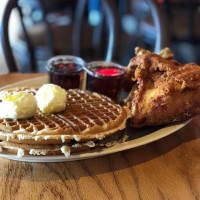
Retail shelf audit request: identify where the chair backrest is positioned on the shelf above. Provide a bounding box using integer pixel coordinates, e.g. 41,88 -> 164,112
0,0 -> 116,72
116,0 -> 169,65
146,0 -> 169,53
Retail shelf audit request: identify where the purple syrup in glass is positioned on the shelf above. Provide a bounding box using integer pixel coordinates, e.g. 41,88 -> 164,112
48,61 -> 83,90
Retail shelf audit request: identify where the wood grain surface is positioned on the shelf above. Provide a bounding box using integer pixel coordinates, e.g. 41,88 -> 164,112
0,73 -> 199,200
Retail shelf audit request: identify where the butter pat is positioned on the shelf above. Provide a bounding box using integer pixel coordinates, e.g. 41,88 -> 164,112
36,84 -> 67,114
0,91 -> 37,119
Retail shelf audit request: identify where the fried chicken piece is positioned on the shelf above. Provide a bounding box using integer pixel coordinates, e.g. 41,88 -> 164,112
125,48 -> 200,127
135,47 -> 174,59
123,47 -> 174,93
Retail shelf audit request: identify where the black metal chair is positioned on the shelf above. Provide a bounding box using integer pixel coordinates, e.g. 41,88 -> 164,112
116,0 -> 169,64
0,0 -> 116,72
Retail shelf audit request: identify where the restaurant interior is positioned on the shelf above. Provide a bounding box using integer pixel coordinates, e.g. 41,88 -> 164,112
0,0 -> 200,73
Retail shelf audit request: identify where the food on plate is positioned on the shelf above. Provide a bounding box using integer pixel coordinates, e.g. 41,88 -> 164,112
123,47 -> 200,127
36,84 -> 67,113
123,47 -> 174,93
0,91 -> 37,119
0,133 -> 128,157
0,87 -> 130,157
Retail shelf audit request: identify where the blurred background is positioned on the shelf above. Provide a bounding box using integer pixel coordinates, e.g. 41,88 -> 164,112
0,0 -> 200,74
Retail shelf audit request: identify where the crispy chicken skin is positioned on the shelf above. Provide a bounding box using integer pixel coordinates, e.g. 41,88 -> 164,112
124,48 -> 200,127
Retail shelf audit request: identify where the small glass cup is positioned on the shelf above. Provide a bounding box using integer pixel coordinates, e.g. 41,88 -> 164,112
84,61 -> 126,102
46,55 -> 85,90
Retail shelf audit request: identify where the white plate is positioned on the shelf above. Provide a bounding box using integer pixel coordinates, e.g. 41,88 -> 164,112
0,76 -> 190,162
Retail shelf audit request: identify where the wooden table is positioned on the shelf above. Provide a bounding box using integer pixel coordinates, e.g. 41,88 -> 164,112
0,73 -> 199,200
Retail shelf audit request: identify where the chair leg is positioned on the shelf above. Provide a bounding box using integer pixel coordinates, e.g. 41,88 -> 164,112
0,0 -> 18,72
17,5 -> 37,72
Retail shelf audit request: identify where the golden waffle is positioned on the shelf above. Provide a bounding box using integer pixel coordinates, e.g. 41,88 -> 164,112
0,130 -> 127,157
0,88 -> 130,145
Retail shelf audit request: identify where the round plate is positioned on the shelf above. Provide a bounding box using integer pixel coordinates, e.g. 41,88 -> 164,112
0,76 -> 190,162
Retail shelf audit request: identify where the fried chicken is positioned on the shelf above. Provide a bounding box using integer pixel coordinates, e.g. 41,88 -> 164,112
124,47 -> 200,127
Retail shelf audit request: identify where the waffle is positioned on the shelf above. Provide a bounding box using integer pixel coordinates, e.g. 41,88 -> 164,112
0,88 -> 130,146
0,130 -> 127,157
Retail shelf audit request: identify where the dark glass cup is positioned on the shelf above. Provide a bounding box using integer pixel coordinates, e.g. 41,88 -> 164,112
46,55 -> 85,90
84,61 -> 126,102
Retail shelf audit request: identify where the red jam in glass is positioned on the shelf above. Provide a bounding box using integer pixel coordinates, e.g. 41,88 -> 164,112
86,66 -> 125,102
48,60 -> 84,90
94,68 -> 124,76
